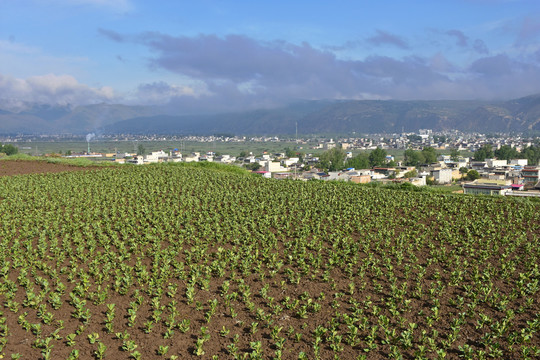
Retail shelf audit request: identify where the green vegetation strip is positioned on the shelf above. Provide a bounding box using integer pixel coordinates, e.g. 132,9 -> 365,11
0,164 -> 538,359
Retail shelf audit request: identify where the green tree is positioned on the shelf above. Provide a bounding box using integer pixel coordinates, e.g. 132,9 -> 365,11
0,144 -> 18,156
466,170 -> 480,181
345,153 -> 370,169
473,144 -> 494,161
521,145 -> 540,165
434,135 -> 447,143
494,145 -> 519,161
368,147 -> 387,167
407,134 -> 422,142
137,144 -> 146,156
320,147 -> 346,171
421,146 -> 437,164
285,147 -> 296,158
450,148 -> 460,162
403,149 -> 424,167
403,169 -> 418,178
459,167 -> 469,180
245,162 -> 261,171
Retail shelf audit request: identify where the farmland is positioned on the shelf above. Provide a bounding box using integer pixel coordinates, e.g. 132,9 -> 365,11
0,159 -> 99,177
0,162 -> 538,359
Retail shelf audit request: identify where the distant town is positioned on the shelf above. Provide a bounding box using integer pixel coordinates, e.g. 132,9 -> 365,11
1,129 -> 539,197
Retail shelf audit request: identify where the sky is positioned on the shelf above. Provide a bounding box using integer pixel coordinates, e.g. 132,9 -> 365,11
1,0 -> 540,113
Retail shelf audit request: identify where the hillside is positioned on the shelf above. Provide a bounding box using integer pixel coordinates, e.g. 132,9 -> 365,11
1,95 -> 540,134
104,97 -> 540,135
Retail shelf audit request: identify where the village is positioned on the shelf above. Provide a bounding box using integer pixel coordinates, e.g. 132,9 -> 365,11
99,138 -> 540,197
5,130 -> 538,197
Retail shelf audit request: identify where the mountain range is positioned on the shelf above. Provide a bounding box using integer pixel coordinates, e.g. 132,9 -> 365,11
1,94 -> 540,135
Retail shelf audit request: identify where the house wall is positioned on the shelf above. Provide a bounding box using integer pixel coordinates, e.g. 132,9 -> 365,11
350,175 -> 371,184
510,159 -> 528,166
522,167 -> 540,184
266,162 -> 284,172
433,169 -> 453,184
464,187 -> 493,195
486,159 -> 508,167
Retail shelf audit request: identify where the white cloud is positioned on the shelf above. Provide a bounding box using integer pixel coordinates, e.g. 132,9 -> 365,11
134,81 -> 201,105
0,73 -> 116,110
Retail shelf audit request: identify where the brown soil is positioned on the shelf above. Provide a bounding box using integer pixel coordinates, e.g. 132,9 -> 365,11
0,165 -> 538,360
0,159 -> 97,176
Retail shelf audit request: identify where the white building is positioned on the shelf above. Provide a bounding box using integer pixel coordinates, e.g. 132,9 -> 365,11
437,155 -> 451,163
410,176 -> 427,186
509,159 -> 528,166
183,152 -> 200,163
217,155 -> 235,164
283,157 -> 299,167
145,150 -> 168,163
127,156 -> 144,165
432,168 -> 453,184
199,155 -> 213,162
266,161 -> 285,172
486,158 -> 508,168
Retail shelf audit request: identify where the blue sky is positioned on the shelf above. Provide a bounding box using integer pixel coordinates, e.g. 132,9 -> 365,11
1,0 -> 540,112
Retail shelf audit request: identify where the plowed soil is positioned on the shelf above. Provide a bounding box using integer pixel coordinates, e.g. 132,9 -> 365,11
0,159 -> 97,176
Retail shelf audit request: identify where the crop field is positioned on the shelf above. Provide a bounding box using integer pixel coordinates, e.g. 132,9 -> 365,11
0,162 -> 538,359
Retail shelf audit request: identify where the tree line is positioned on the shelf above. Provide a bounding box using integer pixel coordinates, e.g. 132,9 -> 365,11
473,143 -> 540,164
317,142 -> 540,173
320,147 -> 391,172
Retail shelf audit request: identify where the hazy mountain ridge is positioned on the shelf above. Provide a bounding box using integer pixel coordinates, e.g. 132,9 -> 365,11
1,95 -> 540,135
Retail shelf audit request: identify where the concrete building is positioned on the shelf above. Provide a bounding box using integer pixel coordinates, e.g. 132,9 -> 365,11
183,152 -> 200,162
463,179 -> 512,196
485,159 -> 508,168
145,150 -> 168,163
410,176 -> 427,186
349,174 -> 371,184
509,159 -> 528,166
266,161 -> 284,173
522,166 -> 540,187
432,168 -> 453,184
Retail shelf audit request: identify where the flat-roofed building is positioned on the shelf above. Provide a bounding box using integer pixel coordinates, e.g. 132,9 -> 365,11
463,179 -> 511,196
521,166 -> 540,187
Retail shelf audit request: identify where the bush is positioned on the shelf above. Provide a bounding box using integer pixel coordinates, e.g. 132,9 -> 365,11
466,170 -> 480,181
0,144 -> 18,156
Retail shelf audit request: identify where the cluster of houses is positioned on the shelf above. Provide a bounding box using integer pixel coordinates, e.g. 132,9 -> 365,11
307,130 -> 536,153
110,149 -> 540,197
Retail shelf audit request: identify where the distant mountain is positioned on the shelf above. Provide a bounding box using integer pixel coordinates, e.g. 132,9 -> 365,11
1,95 -> 540,135
103,96 -> 540,135
103,101 -> 332,135
0,103 -> 162,134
